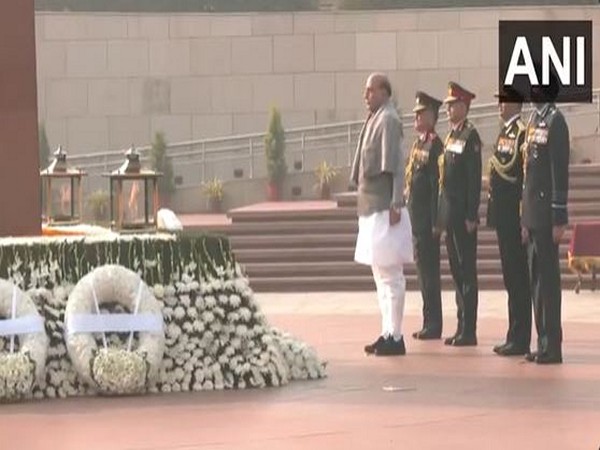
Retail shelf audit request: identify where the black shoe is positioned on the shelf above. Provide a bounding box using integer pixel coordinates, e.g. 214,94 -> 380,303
364,336 -> 386,355
444,335 -> 457,346
451,334 -> 478,347
412,328 -> 442,340
525,351 -> 538,362
496,342 -> 529,357
375,336 -> 406,356
536,353 -> 563,365
493,342 -> 508,354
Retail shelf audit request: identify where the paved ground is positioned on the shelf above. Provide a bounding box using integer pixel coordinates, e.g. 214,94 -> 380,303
2,290 -> 599,450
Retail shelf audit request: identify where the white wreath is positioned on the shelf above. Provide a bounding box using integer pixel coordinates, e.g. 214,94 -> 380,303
65,265 -> 165,394
0,279 -> 48,399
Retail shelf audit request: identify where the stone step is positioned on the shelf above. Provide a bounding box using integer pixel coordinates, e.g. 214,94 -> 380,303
227,203 -> 599,224
243,259 -> 571,278
229,231 -> 572,250
233,244 -> 573,263
247,273 -> 585,293
336,189 -> 600,208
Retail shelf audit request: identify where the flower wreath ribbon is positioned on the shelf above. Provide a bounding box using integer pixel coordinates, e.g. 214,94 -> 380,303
65,279 -> 163,349
0,286 -> 45,351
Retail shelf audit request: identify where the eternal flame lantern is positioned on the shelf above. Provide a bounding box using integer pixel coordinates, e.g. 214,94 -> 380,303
104,146 -> 162,232
40,146 -> 86,225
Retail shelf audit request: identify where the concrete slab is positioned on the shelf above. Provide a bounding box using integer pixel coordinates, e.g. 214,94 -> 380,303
1,291 -> 599,450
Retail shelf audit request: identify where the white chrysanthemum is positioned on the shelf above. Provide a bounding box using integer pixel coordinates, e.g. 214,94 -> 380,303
235,325 -> 248,336
180,295 -> 191,307
239,307 -> 252,322
229,294 -> 242,308
187,307 -> 198,319
192,320 -> 205,333
204,296 -> 217,309
164,285 -> 176,298
166,323 -> 182,340
162,306 -> 174,320
153,284 -> 165,299
201,311 -> 215,323
164,295 -> 178,307
194,296 -> 205,309
217,294 -> 229,305
174,306 -> 186,320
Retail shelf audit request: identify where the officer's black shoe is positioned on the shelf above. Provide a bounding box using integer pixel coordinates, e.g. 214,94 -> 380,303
496,342 -> 530,356
444,332 -> 460,346
364,336 -> 386,355
536,353 -> 563,365
493,342 -> 508,354
375,336 -> 406,356
412,328 -> 442,340
451,334 -> 478,347
524,351 -> 538,362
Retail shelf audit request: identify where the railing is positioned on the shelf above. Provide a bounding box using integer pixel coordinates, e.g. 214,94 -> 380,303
69,89 -> 600,192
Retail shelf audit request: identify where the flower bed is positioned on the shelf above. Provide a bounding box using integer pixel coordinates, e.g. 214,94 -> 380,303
0,233 -> 325,401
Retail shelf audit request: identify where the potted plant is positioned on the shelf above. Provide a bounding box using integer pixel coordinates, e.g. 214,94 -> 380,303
86,190 -> 110,225
149,132 -> 175,207
264,107 -> 287,201
202,178 -> 224,213
314,161 -> 338,200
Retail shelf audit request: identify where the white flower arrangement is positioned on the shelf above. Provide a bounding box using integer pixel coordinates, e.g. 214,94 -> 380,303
65,265 -> 165,395
92,348 -> 147,395
0,280 -> 49,401
0,233 -> 326,402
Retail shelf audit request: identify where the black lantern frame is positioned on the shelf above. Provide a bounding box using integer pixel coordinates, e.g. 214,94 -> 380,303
103,147 -> 162,232
40,146 -> 86,225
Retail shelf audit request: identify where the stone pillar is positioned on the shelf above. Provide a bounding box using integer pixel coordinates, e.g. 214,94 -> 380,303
0,1 -> 40,236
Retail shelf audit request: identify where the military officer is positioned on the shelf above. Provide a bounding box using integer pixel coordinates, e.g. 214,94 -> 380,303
438,81 -> 482,347
406,91 -> 444,340
487,86 -> 531,356
521,71 -> 569,365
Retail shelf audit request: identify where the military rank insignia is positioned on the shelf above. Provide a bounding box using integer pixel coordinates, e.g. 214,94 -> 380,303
497,137 -> 515,154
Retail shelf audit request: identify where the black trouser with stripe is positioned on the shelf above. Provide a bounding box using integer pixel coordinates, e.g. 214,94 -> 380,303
445,223 -> 478,338
527,227 -> 563,357
413,230 -> 442,333
496,223 -> 532,347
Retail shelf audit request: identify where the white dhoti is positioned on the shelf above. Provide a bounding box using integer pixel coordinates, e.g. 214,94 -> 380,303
354,208 -> 413,339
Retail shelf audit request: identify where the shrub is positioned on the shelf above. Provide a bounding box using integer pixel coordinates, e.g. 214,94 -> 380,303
149,132 -> 175,198
39,123 -> 51,169
86,190 -> 110,223
264,107 -> 287,186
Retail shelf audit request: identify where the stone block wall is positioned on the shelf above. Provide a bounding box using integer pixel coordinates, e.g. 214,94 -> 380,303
35,7 -> 600,155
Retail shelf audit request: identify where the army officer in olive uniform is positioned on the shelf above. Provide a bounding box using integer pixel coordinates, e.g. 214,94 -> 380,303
438,82 -> 482,347
406,92 -> 444,340
487,86 -> 531,356
521,73 -> 569,365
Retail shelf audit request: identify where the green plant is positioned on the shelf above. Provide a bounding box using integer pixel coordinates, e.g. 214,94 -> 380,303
314,161 -> 338,189
149,132 -> 175,198
264,107 -> 287,186
86,190 -> 110,223
202,178 -> 224,201
39,123 -> 50,169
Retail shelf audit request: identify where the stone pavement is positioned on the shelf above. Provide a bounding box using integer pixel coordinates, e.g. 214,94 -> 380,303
1,290 -> 599,450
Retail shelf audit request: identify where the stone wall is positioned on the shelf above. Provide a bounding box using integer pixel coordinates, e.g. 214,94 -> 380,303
35,7 -> 600,154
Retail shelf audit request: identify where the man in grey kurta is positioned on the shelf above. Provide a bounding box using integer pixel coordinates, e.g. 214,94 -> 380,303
351,73 -> 409,356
